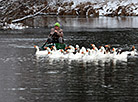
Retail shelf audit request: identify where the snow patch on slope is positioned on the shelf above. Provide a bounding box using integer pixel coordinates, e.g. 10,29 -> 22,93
3,23 -> 28,30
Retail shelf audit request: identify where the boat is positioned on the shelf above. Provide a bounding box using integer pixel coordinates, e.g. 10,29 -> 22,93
40,43 -> 67,50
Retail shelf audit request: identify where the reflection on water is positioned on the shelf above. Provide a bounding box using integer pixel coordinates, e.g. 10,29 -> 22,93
24,16 -> 138,29
0,27 -> 138,102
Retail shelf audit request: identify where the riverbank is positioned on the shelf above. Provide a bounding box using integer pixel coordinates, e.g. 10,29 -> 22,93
1,16 -> 138,30
0,0 -> 138,27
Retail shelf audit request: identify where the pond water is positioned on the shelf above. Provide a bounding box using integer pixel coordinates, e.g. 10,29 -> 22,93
0,16 -> 138,102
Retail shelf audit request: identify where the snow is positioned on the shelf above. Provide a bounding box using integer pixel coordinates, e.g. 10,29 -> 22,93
133,9 -> 138,15
62,0 -> 138,16
66,0 -> 96,4
65,0 -> 138,7
132,0 -> 138,3
3,23 -> 28,30
1,0 -> 138,29
93,5 -> 100,9
57,7 -> 62,15
12,15 -> 34,23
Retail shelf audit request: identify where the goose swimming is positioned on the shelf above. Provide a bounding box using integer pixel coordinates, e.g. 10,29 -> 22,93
34,45 -> 48,56
34,43 -> 137,61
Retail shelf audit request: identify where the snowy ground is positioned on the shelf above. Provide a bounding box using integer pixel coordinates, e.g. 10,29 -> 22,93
1,0 -> 138,29
2,23 -> 28,30
55,0 -> 138,16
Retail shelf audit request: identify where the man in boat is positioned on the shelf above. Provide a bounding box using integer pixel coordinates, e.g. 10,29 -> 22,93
46,22 -> 64,44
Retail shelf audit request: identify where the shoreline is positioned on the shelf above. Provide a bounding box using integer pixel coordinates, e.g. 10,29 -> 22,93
1,16 -> 138,30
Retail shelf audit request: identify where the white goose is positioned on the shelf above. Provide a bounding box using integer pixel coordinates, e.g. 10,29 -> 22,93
46,47 -> 64,59
75,44 -> 80,53
80,47 -> 87,55
64,45 -> 76,59
80,47 -> 87,60
84,48 -> 94,61
111,47 -> 128,60
70,45 -> 82,60
34,45 -> 48,56
128,46 -> 137,56
69,45 -> 75,53
96,46 -> 107,60
111,48 -> 118,59
34,44 -> 136,61
91,44 -> 98,52
51,46 -> 57,51
99,46 -> 106,54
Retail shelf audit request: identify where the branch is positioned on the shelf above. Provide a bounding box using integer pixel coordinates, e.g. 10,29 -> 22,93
12,5 -> 48,23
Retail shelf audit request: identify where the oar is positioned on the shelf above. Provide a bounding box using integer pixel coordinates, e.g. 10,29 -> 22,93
41,41 -> 47,50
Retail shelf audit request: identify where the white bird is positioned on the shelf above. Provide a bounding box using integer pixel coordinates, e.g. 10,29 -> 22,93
64,46 -> 75,59
69,45 -> 75,53
34,45 -> 48,56
34,44 -> 134,61
128,46 -> 137,56
111,47 -> 127,60
80,47 -> 88,60
51,46 -> 57,51
99,46 -> 106,54
80,47 -> 87,55
83,48 -> 94,61
46,47 -> 64,59
111,48 -> 118,59
91,44 -> 98,52
75,44 -> 80,53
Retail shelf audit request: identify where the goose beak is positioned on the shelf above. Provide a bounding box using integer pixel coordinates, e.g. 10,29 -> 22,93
86,50 -> 88,52
81,52 -> 84,54
132,46 -> 135,51
45,47 -> 48,50
132,46 -> 135,49
91,44 -> 94,46
51,46 -> 55,49
60,49 -> 63,53
105,45 -> 109,47
48,52 -> 50,54
75,48 -> 77,50
112,48 -> 115,51
34,45 -> 36,48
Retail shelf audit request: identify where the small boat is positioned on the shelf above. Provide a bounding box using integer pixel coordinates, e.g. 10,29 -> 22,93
41,43 -> 67,50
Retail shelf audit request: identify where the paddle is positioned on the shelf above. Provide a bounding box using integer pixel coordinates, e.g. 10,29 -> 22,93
41,41 -> 48,50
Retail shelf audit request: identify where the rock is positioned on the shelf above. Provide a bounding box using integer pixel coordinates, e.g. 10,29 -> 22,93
58,7 -> 66,15
86,7 -> 99,17
69,1 -> 74,7
121,7 -> 126,16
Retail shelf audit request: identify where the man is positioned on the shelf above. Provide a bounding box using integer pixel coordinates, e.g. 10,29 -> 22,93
47,22 -> 64,43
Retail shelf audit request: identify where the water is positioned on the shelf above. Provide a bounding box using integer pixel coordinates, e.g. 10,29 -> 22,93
23,16 -> 138,29
0,17 -> 138,102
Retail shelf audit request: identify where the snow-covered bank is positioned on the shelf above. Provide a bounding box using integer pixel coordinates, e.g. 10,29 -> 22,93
2,23 -> 28,30
49,0 -> 138,17
1,0 -> 138,29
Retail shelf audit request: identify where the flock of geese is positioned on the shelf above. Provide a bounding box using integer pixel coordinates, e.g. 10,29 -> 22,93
34,44 -> 137,61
